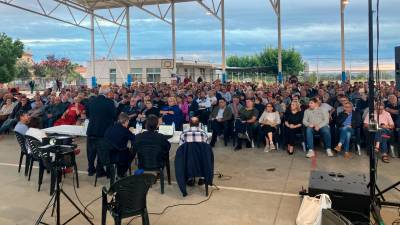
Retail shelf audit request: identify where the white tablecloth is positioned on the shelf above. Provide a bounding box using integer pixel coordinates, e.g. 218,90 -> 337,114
42,125 -> 87,136
42,126 -> 211,144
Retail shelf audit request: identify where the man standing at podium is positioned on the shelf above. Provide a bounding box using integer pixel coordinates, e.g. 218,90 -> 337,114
86,86 -> 117,177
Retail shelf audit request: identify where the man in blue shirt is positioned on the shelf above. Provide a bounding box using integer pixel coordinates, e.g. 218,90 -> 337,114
14,111 -> 30,135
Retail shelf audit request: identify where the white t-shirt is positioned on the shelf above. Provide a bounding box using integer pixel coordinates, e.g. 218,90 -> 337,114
320,103 -> 333,113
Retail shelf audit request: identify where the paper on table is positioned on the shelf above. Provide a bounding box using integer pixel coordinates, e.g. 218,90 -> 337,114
158,125 -> 174,136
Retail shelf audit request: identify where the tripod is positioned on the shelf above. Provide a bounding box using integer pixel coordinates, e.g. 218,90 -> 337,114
376,181 -> 400,207
37,151 -> 94,225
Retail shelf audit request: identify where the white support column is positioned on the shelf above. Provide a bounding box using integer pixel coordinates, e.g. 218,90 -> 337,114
172,1 -> 177,74
277,0 -> 282,83
90,12 -> 96,85
126,6 -> 132,84
340,0 -> 346,82
221,0 -> 226,83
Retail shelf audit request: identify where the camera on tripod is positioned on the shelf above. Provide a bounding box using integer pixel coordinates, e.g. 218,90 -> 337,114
39,136 -> 76,165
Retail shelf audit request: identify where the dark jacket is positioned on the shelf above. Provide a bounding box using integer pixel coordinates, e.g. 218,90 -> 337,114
86,95 -> 117,137
188,100 -> 199,116
174,142 -> 214,196
104,123 -> 135,150
133,131 -> 171,169
209,106 -> 233,122
10,102 -> 32,119
336,110 -> 362,129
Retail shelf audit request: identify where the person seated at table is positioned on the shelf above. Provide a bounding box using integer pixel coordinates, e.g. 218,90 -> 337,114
133,115 -> 171,171
54,97 -> 85,126
209,98 -> 232,147
258,103 -> 281,152
14,111 -> 30,135
160,97 -> 183,131
334,102 -> 362,159
234,99 -> 259,150
179,116 -> 209,187
138,101 -> 160,120
364,102 -> 394,163
284,101 -> 304,155
303,97 -> 333,158
180,117 -> 209,146
103,113 -> 135,178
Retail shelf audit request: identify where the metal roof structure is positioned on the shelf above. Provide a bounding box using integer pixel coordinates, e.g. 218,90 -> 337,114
73,0 -> 198,9
0,0 -> 226,83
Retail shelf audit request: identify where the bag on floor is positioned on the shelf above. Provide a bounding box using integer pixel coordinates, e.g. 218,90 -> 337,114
296,194 -> 332,225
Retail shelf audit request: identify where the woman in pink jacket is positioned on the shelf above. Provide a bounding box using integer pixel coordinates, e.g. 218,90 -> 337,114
177,95 -> 189,123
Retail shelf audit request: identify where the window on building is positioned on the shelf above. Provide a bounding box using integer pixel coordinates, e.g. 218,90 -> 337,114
200,68 -> 205,76
146,68 -> 161,83
130,68 -> 143,81
109,68 -> 117,84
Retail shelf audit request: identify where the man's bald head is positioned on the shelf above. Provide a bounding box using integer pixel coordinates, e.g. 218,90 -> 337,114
190,117 -> 200,127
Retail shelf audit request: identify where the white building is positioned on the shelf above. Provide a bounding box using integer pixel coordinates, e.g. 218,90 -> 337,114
86,59 -> 218,85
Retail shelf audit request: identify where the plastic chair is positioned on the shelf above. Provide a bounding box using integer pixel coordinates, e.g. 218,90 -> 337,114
137,151 -> 171,194
25,135 -> 54,193
101,174 -> 156,225
15,132 -> 30,176
94,140 -> 133,187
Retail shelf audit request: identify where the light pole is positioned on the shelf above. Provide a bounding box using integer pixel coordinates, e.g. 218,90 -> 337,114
269,0 -> 282,83
340,0 -> 349,82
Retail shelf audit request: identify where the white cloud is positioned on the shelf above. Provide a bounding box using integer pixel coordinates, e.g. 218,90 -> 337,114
21,38 -> 88,46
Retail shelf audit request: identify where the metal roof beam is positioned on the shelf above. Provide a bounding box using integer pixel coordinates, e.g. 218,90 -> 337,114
59,0 -> 127,27
0,0 -> 92,30
197,0 -> 221,21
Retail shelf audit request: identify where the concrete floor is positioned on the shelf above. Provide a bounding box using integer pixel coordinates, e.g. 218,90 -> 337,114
0,135 -> 399,225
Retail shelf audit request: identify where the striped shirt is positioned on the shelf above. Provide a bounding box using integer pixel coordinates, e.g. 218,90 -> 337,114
179,127 -> 208,145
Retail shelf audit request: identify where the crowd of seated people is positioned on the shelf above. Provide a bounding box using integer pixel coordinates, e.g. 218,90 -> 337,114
0,79 -> 399,164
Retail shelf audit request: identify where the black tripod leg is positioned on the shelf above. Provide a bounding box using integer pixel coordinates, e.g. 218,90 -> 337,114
377,181 -> 400,196
60,189 -> 95,225
375,185 -> 386,201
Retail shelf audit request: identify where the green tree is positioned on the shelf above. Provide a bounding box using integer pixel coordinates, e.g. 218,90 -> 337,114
227,47 -> 305,78
66,64 -> 83,83
33,63 -> 47,78
0,33 -> 24,83
15,60 -> 32,79
307,72 -> 318,84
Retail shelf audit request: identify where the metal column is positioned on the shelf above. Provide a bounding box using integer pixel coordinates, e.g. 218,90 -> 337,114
90,12 -> 96,86
221,0 -> 226,83
126,6 -> 132,84
340,0 -> 346,82
172,1 -> 177,74
277,0 -> 282,83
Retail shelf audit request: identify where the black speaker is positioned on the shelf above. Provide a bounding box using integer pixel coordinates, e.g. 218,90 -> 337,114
396,46 -> 400,91
322,209 -> 353,225
308,171 -> 370,225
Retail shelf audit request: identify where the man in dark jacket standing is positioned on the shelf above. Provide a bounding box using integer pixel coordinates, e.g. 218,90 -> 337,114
86,86 -> 117,176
